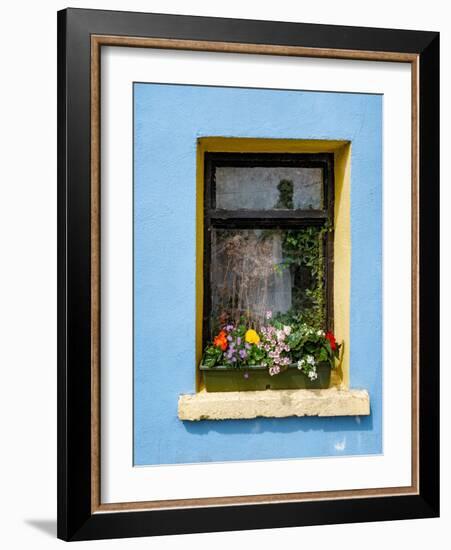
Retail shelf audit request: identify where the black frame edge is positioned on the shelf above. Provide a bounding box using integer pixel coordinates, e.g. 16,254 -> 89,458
63,7 -> 437,53
57,7 -> 95,541
57,7 -> 68,542
70,495 -> 437,542
418,33 -> 440,516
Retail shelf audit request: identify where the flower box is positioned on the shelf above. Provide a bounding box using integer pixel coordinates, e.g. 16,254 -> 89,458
199,362 -> 331,392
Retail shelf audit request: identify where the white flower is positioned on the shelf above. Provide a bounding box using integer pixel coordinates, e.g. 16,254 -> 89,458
283,325 -> 292,335
276,329 -> 286,341
317,330 -> 325,337
297,359 -> 305,370
265,310 -> 272,320
308,368 -> 318,381
306,355 -> 316,366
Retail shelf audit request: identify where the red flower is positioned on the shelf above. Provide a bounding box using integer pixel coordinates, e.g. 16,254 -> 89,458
213,330 -> 228,351
325,331 -> 337,351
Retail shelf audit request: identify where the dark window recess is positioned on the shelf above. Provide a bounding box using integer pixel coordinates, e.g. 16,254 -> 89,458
203,152 -> 334,346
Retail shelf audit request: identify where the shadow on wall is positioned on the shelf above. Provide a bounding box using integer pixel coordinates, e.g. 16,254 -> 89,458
182,412 -> 373,436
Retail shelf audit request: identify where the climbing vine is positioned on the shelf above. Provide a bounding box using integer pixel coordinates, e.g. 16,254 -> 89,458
275,224 -> 330,329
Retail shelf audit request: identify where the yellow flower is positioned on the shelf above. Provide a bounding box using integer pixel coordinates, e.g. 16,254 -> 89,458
245,329 -> 260,345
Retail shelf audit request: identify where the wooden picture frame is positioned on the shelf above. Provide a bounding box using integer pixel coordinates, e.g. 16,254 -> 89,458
57,7 -> 439,541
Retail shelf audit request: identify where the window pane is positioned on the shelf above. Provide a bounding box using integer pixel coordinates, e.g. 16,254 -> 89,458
210,228 -> 326,335
215,166 -> 323,210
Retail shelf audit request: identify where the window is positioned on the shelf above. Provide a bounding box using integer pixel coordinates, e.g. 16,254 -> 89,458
203,153 -> 334,348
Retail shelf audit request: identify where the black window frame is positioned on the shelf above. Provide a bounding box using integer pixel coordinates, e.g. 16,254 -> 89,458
203,151 -> 335,348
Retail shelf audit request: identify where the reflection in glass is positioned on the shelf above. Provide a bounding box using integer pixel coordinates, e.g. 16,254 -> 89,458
210,228 -> 326,335
215,166 -> 323,210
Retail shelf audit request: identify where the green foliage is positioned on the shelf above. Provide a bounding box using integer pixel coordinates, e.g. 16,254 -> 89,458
202,345 -> 223,368
246,344 -> 266,365
286,323 -> 339,369
202,317 -> 341,371
278,225 -> 331,329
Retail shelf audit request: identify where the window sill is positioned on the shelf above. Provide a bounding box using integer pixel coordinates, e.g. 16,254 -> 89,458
178,387 -> 370,421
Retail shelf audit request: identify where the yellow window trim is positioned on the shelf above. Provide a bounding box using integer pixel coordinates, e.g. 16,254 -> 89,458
196,137 -> 351,390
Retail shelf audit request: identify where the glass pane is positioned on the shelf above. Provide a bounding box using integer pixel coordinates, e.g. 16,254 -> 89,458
215,166 -> 323,210
210,228 -> 326,336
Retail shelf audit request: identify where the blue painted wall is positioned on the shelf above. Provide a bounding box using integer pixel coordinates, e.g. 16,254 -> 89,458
134,83 -> 382,465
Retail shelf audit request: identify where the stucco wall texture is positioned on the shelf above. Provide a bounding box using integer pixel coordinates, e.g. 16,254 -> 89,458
134,83 -> 382,465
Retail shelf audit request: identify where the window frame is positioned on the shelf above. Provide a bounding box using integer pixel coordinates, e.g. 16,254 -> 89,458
203,151 -> 335,348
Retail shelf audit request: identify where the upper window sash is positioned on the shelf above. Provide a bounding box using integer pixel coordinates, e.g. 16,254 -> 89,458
205,152 -> 334,224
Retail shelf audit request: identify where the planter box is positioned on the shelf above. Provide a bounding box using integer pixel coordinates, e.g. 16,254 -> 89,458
199,363 -> 331,392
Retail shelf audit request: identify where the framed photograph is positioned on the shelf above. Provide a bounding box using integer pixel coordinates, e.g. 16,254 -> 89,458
57,8 -> 439,541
